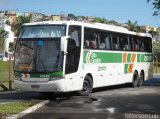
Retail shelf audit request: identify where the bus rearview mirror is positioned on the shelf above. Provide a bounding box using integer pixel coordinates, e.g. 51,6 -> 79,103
61,36 -> 69,54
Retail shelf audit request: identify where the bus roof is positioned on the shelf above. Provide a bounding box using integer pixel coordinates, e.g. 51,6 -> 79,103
23,21 -> 152,38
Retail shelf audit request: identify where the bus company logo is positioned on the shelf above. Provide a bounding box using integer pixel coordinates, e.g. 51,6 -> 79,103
144,55 -> 152,62
86,52 -> 101,63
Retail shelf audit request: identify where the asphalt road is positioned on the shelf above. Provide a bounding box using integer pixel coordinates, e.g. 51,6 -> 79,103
21,81 -> 160,119
20,86 -> 160,119
0,77 -> 160,119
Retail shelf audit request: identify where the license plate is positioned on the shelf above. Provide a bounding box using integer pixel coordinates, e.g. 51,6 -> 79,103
31,85 -> 40,89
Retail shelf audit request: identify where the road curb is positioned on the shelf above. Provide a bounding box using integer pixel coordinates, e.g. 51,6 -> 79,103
6,100 -> 50,119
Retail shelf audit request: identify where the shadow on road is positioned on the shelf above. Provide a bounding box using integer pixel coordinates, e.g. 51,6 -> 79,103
0,83 -> 132,102
0,77 -> 160,102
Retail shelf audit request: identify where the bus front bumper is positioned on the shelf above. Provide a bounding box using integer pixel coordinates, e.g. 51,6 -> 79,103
14,79 -> 67,92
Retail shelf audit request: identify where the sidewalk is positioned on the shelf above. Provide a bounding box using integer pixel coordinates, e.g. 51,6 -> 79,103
0,91 -> 41,104
143,74 -> 160,86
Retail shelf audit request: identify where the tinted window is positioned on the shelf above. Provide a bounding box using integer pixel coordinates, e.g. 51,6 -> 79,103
84,28 -> 98,49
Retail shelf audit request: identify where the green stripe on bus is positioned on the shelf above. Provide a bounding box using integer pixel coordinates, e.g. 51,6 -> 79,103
14,71 -> 63,78
83,51 -> 88,63
84,51 -> 152,64
51,72 -> 63,77
137,54 -> 141,62
83,51 -> 122,63
127,53 -> 131,62
124,64 -> 129,74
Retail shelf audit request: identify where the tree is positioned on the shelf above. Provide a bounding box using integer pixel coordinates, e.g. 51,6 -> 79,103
0,28 -> 8,53
94,17 -> 106,23
5,20 -> 10,25
13,15 -> 31,36
147,0 -> 160,15
94,17 -> 120,26
153,42 -> 160,53
67,13 -> 76,20
126,20 -> 138,31
125,20 -> 145,32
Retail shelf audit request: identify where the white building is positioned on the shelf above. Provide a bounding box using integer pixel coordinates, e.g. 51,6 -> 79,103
1,25 -> 15,61
153,33 -> 160,42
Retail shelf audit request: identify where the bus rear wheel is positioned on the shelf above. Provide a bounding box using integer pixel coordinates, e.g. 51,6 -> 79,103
77,75 -> 93,96
138,71 -> 144,87
132,71 -> 139,88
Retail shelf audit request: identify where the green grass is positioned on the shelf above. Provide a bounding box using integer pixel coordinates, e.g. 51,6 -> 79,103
0,61 -> 14,91
0,61 -> 10,72
0,61 -> 14,81
0,101 -> 38,115
0,81 -> 15,91
0,72 -> 10,81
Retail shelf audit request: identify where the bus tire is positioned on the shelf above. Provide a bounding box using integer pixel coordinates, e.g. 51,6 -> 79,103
132,71 -> 139,88
138,71 -> 144,87
77,75 -> 93,96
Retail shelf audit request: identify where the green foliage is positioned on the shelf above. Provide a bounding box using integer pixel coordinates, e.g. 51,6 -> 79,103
0,28 -> 8,52
94,17 -> 106,23
153,42 -> 160,53
13,15 -> 31,36
67,13 -> 76,20
147,0 -> 160,15
5,20 -> 10,25
9,42 -> 15,52
93,17 -> 119,26
125,20 -> 145,32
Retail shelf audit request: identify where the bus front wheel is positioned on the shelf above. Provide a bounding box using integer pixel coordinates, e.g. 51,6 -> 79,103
77,75 -> 93,96
132,71 -> 139,88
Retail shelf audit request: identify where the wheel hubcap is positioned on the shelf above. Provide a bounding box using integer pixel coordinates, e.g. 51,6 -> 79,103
83,80 -> 89,91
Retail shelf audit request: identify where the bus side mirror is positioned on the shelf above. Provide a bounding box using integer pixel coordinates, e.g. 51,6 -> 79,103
61,36 -> 69,53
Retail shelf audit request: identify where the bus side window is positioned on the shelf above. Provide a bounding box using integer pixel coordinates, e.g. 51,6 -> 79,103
69,26 -> 81,47
99,31 -> 111,50
132,37 -> 138,51
128,36 -> 132,51
84,40 -> 89,48
119,35 -> 129,51
84,28 -> 98,49
99,32 -> 106,49
139,38 -> 145,52
112,34 -> 119,50
145,37 -> 152,52
104,36 -> 111,50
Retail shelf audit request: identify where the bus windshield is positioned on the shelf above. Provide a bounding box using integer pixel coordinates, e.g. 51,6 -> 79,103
19,25 -> 66,38
14,38 -> 63,73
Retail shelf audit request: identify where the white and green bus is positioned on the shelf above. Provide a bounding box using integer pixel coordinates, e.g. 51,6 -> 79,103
14,21 -> 153,96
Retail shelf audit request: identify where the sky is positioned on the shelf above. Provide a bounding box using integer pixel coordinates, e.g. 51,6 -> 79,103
0,0 -> 160,27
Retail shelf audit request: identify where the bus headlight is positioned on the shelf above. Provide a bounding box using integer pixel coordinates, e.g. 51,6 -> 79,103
49,76 -> 61,81
15,76 -> 22,81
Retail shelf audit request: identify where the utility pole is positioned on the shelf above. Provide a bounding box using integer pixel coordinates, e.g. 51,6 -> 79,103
9,54 -> 12,91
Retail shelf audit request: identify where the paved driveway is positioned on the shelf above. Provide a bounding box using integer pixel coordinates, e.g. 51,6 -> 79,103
20,77 -> 160,119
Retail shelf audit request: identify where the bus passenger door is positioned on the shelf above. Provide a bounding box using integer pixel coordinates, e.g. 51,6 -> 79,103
65,39 -> 77,74
65,26 -> 81,74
